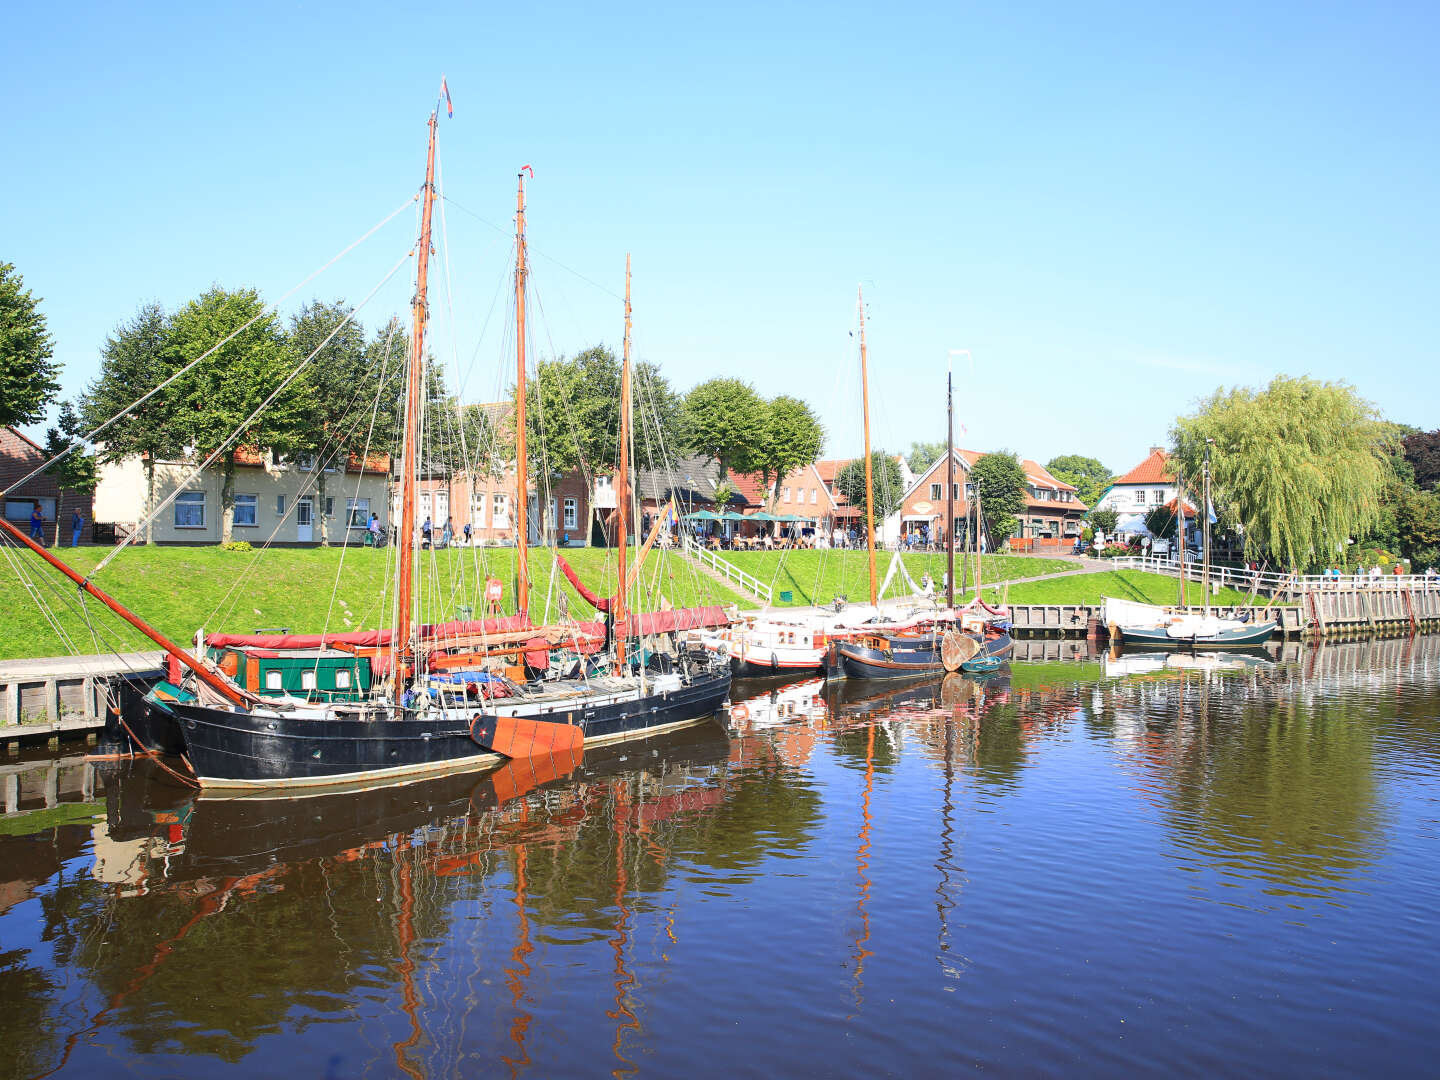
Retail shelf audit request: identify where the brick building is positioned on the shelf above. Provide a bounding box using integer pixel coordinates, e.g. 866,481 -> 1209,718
1,427 -> 95,546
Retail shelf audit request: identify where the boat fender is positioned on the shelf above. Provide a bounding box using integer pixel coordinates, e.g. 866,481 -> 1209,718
770,651 -> 779,670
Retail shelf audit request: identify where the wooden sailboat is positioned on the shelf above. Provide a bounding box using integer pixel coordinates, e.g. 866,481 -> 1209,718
831,351 -> 1013,680
2,98 -> 731,789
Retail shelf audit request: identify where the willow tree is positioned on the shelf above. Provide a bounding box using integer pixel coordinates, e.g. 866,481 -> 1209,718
1171,375 -> 1396,572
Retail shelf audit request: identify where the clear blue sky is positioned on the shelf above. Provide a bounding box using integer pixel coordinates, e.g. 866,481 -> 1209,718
4,1 -> 1436,479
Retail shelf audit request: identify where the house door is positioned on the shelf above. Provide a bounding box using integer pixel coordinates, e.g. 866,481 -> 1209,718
297,497 -> 314,542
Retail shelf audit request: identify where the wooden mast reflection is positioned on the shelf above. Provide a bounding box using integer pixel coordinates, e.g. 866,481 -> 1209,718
501,808 -> 534,1077
850,724 -> 877,1012
392,842 -> 426,1080
608,779 -> 639,1074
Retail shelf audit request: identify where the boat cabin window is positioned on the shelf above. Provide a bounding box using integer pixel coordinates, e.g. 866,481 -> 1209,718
335,668 -> 352,689
301,670 -> 317,691
265,670 -> 283,691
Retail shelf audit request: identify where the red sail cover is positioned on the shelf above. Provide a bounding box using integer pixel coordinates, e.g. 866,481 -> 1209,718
206,614 -> 533,650
554,554 -> 613,612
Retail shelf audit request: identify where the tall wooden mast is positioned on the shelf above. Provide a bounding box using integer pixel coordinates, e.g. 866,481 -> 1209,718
514,168 -> 531,619
615,255 -> 632,666
857,286 -> 878,608
946,357 -> 955,609
396,111 -> 439,674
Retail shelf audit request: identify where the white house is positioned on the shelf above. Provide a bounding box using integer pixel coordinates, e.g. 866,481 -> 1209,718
93,448 -> 391,545
1094,447 -> 1191,538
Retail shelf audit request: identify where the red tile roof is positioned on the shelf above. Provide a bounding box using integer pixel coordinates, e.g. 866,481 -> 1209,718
1114,449 -> 1173,485
726,472 -> 768,507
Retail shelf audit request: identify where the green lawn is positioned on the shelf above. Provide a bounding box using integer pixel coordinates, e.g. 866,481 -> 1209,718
716,550 -> 1078,608
996,569 -> 1256,606
0,544 -> 748,660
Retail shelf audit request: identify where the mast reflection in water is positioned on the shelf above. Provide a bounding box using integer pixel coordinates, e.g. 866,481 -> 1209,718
3,636 -> 1440,1078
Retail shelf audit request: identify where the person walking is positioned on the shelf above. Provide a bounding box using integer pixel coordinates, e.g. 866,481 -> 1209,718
442,517 -> 453,548
421,516 -> 432,548
28,505 -> 45,544
463,521 -> 472,546
70,508 -> 84,547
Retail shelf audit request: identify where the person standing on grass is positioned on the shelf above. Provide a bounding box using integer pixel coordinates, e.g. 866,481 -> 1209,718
28,505 -> 44,544
71,509 -> 84,547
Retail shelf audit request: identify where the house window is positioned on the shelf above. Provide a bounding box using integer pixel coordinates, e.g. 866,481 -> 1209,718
296,453 -> 315,471
276,494 -> 286,515
810,488 -> 817,504
929,483 -> 941,501
1135,491 -> 1147,505
175,491 -> 206,528
493,494 -> 509,527
233,493 -> 258,527
5,497 -> 57,523
324,497 -> 334,518
473,492 -> 486,521
346,498 -> 370,527
1154,489 -> 1165,503
563,497 -> 578,529
783,486 -> 791,502
264,670 -> 283,690
965,484 -> 975,500
952,484 -> 961,501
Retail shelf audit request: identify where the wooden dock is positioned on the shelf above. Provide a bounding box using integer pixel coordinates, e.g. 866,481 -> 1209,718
1,652 -> 163,748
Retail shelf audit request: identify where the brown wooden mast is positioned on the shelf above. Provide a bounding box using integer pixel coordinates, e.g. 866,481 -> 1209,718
614,255 -> 632,666
0,518 -> 246,705
514,168 -> 532,620
857,286 -> 878,608
946,357 -> 955,608
396,112 -> 439,677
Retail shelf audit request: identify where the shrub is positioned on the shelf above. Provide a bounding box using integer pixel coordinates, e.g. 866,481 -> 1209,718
220,540 -> 253,553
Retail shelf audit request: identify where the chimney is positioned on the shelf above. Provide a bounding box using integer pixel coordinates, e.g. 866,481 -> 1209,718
1150,446 -> 1164,456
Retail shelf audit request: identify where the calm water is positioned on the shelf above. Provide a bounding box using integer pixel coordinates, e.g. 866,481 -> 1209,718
3,636 -> 1440,1078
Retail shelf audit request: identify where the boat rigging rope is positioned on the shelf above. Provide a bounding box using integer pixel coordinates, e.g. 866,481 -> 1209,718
0,196 -> 419,501
90,247 -> 414,579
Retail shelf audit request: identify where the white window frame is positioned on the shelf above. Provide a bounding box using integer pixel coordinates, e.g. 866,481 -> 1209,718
175,491 -> 206,529
276,494 -> 286,516
346,497 -> 370,528
929,483 -> 941,501
264,669 -> 283,690
493,493 -> 509,528
1135,490 -> 1147,505
563,496 -> 578,530
233,493 -> 258,527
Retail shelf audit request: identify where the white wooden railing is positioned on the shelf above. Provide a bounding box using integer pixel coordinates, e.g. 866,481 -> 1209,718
1107,555 -> 1439,596
681,534 -> 773,606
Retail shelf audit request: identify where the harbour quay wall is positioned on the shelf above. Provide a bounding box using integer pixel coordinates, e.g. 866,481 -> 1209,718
1,653 -> 163,748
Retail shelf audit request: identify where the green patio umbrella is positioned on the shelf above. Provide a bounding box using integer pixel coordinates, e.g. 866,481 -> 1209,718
721,511 -> 749,521
682,510 -> 721,522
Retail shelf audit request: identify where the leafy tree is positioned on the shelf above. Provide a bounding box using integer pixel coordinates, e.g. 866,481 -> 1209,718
0,262 -> 59,428
1089,507 -> 1120,537
1402,430 -> 1440,491
166,287 -> 307,543
970,450 -> 1027,548
907,439 -> 946,474
1397,490 -> 1440,571
42,401 -> 97,535
1172,375 -> 1397,572
834,451 -> 904,536
1143,502 -> 1183,542
753,395 -> 825,507
681,377 -> 765,479
1046,453 -> 1111,508
287,300 -> 383,544
81,302 -> 187,544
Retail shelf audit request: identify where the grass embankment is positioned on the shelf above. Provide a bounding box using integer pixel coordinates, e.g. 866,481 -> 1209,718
998,569 -> 1255,606
0,545 -> 748,661
718,551 -> 1076,608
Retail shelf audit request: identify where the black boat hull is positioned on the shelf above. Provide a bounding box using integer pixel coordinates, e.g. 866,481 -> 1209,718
170,669 -> 732,790
835,633 -> 1013,680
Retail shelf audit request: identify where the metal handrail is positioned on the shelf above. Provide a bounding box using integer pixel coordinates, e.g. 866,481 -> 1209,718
680,534 -> 774,605
1106,555 -> 1438,595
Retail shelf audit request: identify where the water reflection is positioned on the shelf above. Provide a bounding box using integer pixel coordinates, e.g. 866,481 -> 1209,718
0,635 -> 1437,1076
